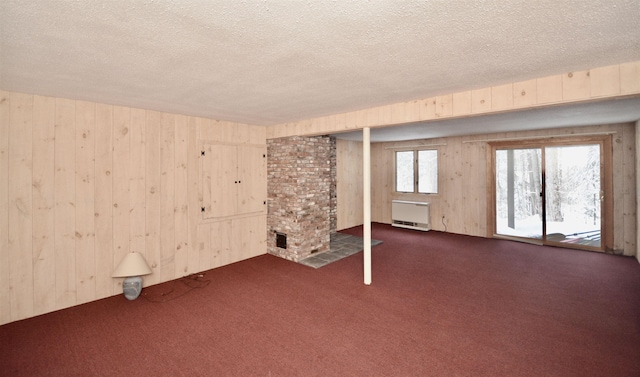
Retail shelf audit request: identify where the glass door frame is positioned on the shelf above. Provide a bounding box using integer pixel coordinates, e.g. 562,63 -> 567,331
487,135 -> 613,253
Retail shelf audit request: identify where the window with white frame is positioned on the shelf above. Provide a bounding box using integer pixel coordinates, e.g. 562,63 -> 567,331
395,149 -> 438,194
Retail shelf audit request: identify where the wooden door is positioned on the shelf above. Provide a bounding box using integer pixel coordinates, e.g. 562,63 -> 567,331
202,143 -> 237,219
236,145 -> 267,215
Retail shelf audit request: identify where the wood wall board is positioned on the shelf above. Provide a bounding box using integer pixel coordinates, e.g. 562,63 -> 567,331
491,83 -> 514,110
291,118 -> 307,136
360,108 -> 374,128
435,94 -> 453,118
458,139 -> 471,232
174,114 -> 189,277
344,111 -> 357,131
312,115 -> 326,134
333,114 -> 346,131
613,128 -> 635,255
462,137 -> 485,234
160,113 -> 176,282
441,139 -> 457,230
111,105 -> 131,295
31,95 -> 56,315
199,120 -> 266,146
187,117 -> 200,274
366,108 -> 379,128
197,223 -> 212,271
471,87 -> 492,114
282,120 -> 298,138
513,79 -> 537,108
74,100 -> 97,305
335,113 -> 347,132
144,111 -> 162,286
590,65 -> 621,97
358,107 -> 372,128
248,124 -> 267,145
562,70 -> 591,101
128,107 -> 147,268
285,121 -> 299,138
390,102 -> 408,125
452,91 -> 471,116
336,139 -> 363,230
199,119 -> 222,143
8,92 -> 34,321
485,136 -> 496,237
637,121 -> 640,262
94,103 -> 114,299
234,122 -> 250,144
229,219 -> 245,264
475,135 -> 489,235
54,97 -> 77,309
322,115 -> 336,135
613,133 -> 625,253
419,97 -> 437,120
378,104 -> 392,126
0,91 -> 10,324
252,214 -> 267,258
614,127 -> 638,256
265,124 -> 275,140
195,117 -> 212,141
371,143 -> 392,224
536,75 -> 563,104
233,215 -> 267,262
304,117 -> 318,135
200,118 -> 237,143
620,61 -> 640,94
226,121 -> 243,143
369,143 -> 382,224
310,116 -> 325,135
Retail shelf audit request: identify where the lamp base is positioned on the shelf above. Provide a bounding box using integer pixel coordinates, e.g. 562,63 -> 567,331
122,276 -> 143,300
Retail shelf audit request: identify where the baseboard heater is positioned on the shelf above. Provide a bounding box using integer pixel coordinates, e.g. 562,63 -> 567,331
391,200 -> 431,231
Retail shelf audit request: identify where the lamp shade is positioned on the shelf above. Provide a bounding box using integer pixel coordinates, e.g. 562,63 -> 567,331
112,252 -> 153,277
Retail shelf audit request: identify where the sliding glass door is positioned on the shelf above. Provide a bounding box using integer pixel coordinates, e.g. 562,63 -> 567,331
544,145 -> 602,247
495,148 -> 543,240
492,138 -> 607,251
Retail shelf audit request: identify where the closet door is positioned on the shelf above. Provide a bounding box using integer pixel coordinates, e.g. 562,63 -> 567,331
236,145 -> 267,215
202,143 -> 237,219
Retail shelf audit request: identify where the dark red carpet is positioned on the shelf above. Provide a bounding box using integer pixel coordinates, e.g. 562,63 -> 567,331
1,223 -> 639,376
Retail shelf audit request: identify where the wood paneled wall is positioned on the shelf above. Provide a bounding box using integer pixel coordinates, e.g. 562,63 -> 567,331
336,124 -> 636,255
268,61 -> 640,139
636,120 -> 640,264
336,139 -> 363,230
0,91 -> 267,325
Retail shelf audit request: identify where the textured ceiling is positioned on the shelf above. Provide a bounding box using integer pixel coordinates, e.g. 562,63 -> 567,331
1,1 -> 639,128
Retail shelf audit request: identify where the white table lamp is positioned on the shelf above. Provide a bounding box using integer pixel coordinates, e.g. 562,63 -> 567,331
112,252 -> 153,300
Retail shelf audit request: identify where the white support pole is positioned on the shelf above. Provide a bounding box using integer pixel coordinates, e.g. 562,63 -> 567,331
363,127 -> 372,285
